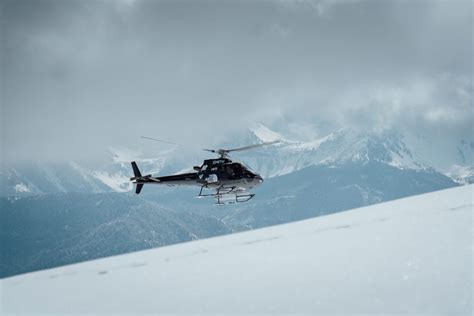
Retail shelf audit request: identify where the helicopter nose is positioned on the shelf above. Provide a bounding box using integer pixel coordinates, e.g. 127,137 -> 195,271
256,175 -> 263,183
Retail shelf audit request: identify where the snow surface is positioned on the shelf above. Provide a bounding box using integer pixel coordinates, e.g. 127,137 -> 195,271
1,185 -> 472,315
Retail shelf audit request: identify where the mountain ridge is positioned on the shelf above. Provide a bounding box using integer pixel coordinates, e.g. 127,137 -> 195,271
2,124 -> 471,196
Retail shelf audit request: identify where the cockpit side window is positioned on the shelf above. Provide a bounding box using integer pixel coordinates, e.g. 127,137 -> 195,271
232,163 -> 243,175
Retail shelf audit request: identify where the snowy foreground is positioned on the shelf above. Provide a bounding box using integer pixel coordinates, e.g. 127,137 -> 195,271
1,186 -> 472,315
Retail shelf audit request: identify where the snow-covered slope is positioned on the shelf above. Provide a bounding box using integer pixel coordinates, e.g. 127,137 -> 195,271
2,185 -> 472,315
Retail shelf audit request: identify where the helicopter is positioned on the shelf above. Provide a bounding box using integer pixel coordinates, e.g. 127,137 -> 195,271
130,139 -> 279,204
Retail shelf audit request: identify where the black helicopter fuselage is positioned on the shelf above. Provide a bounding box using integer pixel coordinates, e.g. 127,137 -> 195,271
196,157 -> 263,189
130,157 -> 263,193
130,139 -> 278,203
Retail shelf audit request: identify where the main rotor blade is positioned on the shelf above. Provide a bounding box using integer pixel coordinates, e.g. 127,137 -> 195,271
225,140 -> 281,153
141,136 -> 181,146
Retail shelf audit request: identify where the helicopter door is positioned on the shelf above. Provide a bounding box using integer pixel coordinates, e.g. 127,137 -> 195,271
205,173 -> 218,183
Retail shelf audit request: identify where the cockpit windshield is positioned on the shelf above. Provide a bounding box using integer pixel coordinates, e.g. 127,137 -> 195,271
234,160 -> 258,175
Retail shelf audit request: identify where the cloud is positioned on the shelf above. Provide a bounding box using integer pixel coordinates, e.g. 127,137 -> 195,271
276,0 -> 364,16
1,0 -> 472,163
332,74 -> 472,130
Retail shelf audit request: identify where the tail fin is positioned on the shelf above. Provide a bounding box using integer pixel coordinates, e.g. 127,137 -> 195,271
131,162 -> 144,194
135,183 -> 144,194
131,161 -> 142,179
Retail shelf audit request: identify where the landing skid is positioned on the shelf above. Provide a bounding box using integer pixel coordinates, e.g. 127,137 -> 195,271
215,193 -> 255,205
196,185 -> 255,205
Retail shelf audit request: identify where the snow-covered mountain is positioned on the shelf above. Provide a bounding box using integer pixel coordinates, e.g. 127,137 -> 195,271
0,123 -> 460,278
1,159 -> 456,278
446,165 -> 474,184
0,162 -> 110,196
2,123 -> 471,196
238,125 -> 427,178
88,147 -> 175,193
2,185 -> 471,315
220,161 -> 456,230
0,148 -> 175,196
237,123 -> 473,183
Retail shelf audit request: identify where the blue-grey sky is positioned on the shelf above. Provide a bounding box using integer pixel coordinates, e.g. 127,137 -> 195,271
1,0 -> 472,163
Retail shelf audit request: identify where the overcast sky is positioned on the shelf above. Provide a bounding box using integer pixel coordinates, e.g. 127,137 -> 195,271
1,0 -> 472,163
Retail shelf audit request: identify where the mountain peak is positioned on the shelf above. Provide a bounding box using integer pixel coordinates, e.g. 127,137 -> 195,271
249,123 -> 284,143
